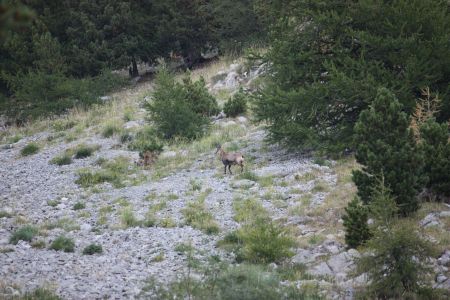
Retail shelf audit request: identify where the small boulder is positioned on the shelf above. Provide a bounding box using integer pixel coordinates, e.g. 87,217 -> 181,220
420,213 -> 441,228
310,262 -> 334,276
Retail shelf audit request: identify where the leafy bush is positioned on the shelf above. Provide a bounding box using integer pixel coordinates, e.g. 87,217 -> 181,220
10,225 -> 38,244
50,153 -> 72,165
146,67 -> 218,140
342,197 -> 371,249
352,88 -> 424,215
82,244 -> 103,255
21,142 -> 39,156
223,88 -> 247,117
49,235 -> 75,252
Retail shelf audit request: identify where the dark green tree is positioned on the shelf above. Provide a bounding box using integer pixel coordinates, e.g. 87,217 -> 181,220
420,119 -> 450,199
352,88 -> 423,215
342,197 -> 370,249
254,0 -> 450,153
145,67 -> 217,140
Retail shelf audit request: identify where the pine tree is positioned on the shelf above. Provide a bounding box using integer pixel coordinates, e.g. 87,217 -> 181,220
420,119 -> 450,199
352,88 -> 424,215
254,0 -> 450,153
342,197 -> 370,249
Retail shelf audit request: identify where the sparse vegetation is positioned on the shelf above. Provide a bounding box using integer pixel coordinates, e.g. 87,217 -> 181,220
73,202 -> 85,210
74,144 -> 99,159
50,153 -> 72,165
182,192 -> 220,234
102,121 -> 122,138
82,244 -> 103,255
120,207 -> 140,228
21,142 -> 40,156
49,235 -> 75,252
10,225 -> 38,244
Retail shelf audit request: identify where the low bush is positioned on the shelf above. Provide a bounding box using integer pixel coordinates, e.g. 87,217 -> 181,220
73,202 -> 85,210
50,153 -> 72,165
10,225 -> 38,244
223,88 -> 248,117
235,218 -> 295,263
82,244 -> 103,255
49,235 -> 75,252
74,144 -> 99,159
20,287 -> 61,300
21,142 -> 40,156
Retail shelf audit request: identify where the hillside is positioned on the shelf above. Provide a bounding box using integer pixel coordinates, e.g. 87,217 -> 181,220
1,58 -> 449,299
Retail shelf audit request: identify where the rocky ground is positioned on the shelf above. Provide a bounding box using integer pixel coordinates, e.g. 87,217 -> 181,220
1,60 -> 449,299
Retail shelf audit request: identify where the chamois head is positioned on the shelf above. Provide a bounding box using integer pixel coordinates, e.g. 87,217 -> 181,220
214,143 -> 222,154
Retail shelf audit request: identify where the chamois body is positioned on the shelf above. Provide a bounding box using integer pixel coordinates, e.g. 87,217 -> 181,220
215,144 -> 244,175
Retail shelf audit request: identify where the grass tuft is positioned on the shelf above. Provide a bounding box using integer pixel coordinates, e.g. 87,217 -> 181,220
49,235 -> 75,252
82,244 -> 103,255
21,142 -> 40,156
9,225 -> 38,244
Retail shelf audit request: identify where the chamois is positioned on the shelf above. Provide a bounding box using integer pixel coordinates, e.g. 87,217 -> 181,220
215,144 -> 244,175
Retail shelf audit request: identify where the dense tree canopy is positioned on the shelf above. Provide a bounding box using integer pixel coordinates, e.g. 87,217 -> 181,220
254,0 -> 450,153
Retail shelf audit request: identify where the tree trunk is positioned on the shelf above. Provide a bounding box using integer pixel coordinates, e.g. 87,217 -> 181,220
131,56 -> 139,77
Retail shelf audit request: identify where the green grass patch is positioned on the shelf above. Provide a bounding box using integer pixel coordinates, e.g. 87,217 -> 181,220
0,211 -> 12,218
82,244 -> 103,255
233,197 -> 268,224
76,156 -> 137,188
182,197 -> 220,234
102,121 -> 123,138
49,235 -> 75,252
43,218 -> 80,232
21,142 -> 40,156
50,153 -> 72,165
120,207 -> 140,228
74,144 -> 100,159
73,202 -> 86,210
10,225 -> 38,244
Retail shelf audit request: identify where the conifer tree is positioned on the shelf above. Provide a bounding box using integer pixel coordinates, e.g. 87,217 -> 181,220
342,197 -> 370,249
352,88 -> 423,215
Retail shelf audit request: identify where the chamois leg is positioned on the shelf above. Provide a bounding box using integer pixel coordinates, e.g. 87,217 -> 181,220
228,165 -> 233,175
224,165 -> 227,174
240,163 -> 244,173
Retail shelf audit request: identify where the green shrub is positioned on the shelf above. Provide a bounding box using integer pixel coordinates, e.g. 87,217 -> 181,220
128,126 -> 163,157
82,244 -> 103,255
10,225 -> 38,244
73,202 -> 85,210
50,153 -> 72,165
0,211 -> 12,218
74,144 -> 99,159
52,119 -> 77,132
342,197 -> 371,249
102,122 -> 122,138
223,88 -> 248,117
49,235 -> 75,252
146,67 -> 218,140
353,88 -> 424,215
21,142 -> 40,156
235,218 -> 295,263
